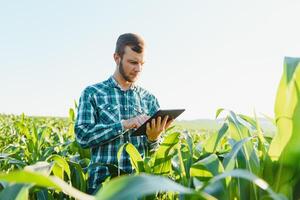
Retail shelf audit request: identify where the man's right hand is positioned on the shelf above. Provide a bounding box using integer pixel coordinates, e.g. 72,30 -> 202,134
122,114 -> 150,130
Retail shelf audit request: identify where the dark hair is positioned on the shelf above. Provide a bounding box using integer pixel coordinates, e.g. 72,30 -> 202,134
115,33 -> 145,57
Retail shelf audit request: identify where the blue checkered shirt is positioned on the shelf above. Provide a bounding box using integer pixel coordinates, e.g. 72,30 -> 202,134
75,76 -> 160,190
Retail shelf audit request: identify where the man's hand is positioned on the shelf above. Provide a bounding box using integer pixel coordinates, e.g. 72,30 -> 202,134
146,115 -> 174,142
122,114 -> 150,130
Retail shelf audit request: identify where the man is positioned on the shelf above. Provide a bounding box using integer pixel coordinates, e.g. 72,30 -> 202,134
75,33 -> 173,194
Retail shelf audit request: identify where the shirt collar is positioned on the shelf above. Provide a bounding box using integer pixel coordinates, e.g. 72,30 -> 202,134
108,75 -> 137,91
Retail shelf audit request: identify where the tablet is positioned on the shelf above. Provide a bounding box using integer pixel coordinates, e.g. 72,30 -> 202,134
131,109 -> 185,136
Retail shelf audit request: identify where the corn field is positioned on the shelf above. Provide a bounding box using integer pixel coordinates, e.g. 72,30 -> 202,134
0,57 -> 300,200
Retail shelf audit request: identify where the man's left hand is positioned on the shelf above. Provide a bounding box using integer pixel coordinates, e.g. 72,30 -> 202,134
146,115 -> 174,142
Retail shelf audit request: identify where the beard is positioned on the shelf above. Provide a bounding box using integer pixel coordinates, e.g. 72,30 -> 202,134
119,58 -> 134,82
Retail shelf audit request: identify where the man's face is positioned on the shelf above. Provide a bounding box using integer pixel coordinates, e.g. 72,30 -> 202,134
117,46 -> 145,83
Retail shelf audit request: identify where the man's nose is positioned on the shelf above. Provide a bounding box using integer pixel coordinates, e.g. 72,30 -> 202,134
135,64 -> 142,72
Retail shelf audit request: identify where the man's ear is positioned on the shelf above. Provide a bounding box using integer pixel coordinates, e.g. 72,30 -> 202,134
113,53 -> 121,65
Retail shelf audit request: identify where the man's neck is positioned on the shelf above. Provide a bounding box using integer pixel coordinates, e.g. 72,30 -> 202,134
113,73 -> 133,91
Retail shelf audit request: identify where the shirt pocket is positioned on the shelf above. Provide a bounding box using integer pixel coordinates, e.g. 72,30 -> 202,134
128,103 -> 149,118
96,104 -> 120,124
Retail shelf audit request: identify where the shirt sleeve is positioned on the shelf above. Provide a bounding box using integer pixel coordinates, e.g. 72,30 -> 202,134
74,88 -> 124,148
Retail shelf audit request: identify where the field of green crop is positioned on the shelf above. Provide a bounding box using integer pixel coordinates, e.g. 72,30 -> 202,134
0,57 -> 300,200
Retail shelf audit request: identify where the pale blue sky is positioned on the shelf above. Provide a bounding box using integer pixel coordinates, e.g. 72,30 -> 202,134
1,0 -> 300,119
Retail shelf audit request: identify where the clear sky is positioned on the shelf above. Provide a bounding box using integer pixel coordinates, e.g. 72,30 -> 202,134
1,0 -> 300,120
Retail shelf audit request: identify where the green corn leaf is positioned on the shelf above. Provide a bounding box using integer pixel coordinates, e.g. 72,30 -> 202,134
36,188 -> 53,200
96,173 -> 216,200
117,142 -> 126,162
69,161 -> 87,192
267,57 -> 300,198
118,142 -> 144,173
223,137 -> 253,172
204,123 -> 228,153
0,171 -> 59,189
208,169 -> 286,200
215,108 -> 225,119
69,108 -> 75,122
181,130 -> 194,183
69,141 -> 91,159
0,170 -> 94,200
190,154 -> 228,199
227,111 -> 260,175
123,143 -> 145,173
225,111 -> 261,199
0,184 -> 30,200
191,154 -> 225,181
269,57 -> 300,162
152,132 -> 180,174
32,123 -> 38,147
47,154 -> 71,180
39,127 -> 52,149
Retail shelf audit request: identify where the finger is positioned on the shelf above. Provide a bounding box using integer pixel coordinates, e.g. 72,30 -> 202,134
157,116 -> 162,127
151,118 -> 156,129
165,119 -> 174,129
162,115 -> 169,128
131,117 -> 141,128
146,122 -> 150,132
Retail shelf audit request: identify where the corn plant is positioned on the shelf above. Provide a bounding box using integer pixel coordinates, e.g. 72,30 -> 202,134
0,57 -> 299,200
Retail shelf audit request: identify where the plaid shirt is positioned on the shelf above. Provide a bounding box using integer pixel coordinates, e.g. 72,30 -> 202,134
75,76 -> 160,190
